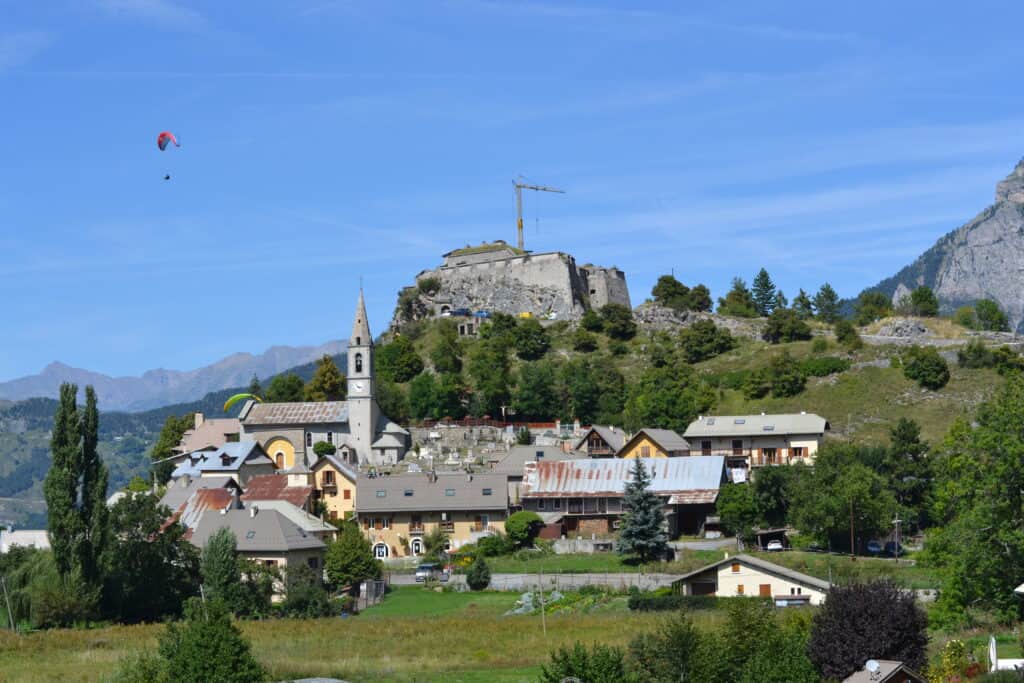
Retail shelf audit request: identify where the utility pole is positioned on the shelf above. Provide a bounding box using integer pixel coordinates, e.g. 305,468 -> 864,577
849,498 -> 856,561
514,178 -> 564,250
1,576 -> 14,631
892,515 -> 902,565
538,566 -> 547,638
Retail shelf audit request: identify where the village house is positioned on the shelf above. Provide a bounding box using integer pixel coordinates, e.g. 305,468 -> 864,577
671,553 -> 830,606
174,412 -> 241,455
0,528 -> 50,554
573,425 -> 627,458
311,454 -> 358,521
170,441 -> 277,486
238,292 -> 409,469
242,500 -> 338,542
189,507 -> 326,597
487,445 -> 582,508
159,474 -> 241,514
520,457 -> 726,538
617,428 -> 690,459
843,660 -> 926,683
355,471 -> 509,559
683,413 -> 830,470
241,471 -> 314,512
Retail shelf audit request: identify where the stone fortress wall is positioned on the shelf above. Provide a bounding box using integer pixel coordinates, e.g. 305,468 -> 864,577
402,241 -> 631,323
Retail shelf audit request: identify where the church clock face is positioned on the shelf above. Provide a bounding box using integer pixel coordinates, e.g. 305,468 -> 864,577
354,382 -> 364,392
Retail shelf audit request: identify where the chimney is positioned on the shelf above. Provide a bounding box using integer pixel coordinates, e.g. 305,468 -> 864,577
179,473 -> 191,488
194,413 -> 205,430
250,505 -> 258,518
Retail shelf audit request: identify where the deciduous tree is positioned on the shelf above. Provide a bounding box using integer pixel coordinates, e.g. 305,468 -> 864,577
265,373 -> 305,402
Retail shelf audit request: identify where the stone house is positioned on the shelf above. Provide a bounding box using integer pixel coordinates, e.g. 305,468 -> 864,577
311,454 -> 358,522
683,413 -> 830,470
355,471 -> 509,559
671,554 -> 830,606
618,428 -> 690,459
174,413 -> 240,455
520,457 -> 725,538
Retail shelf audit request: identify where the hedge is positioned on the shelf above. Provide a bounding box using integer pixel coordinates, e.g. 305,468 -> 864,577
627,593 -> 772,611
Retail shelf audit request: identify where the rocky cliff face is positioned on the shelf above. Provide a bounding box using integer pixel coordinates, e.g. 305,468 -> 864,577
871,159 -> 1024,331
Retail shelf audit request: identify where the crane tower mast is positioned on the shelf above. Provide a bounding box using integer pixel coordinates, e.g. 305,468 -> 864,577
514,179 -> 564,250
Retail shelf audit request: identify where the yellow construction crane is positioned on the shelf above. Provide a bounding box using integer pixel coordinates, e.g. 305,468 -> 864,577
514,178 -> 564,250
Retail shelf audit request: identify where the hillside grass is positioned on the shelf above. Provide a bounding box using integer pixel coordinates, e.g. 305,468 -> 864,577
745,551 -> 942,589
483,549 -> 722,575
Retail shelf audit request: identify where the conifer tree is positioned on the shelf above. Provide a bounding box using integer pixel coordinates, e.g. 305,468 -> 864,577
813,283 -> 841,322
772,289 -> 788,311
304,355 -> 346,401
792,288 -> 814,319
751,268 -> 777,316
717,278 -> 758,318
618,459 -> 668,563
201,528 -> 241,606
247,374 -> 262,397
325,521 -> 381,593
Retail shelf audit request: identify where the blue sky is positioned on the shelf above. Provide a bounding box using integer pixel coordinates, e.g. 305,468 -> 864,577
3,1 -> 1024,382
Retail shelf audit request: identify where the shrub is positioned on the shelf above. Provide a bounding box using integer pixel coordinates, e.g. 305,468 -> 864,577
901,345 -> 949,390
513,318 -> 550,360
909,286 -> 939,316
505,510 -> 544,549
954,305 -> 977,329
580,308 -> 604,332
811,337 -> 828,353
627,593 -> 770,611
853,290 -> 893,326
313,440 -> 336,457
279,563 -> 331,618
994,346 -> 1024,374
417,276 -> 441,295
600,303 -> 637,340
767,352 -> 805,397
538,642 -> 639,683
835,319 -> 863,349
679,319 -> 736,362
957,338 -> 995,368
466,555 -> 491,591
976,298 -> 1010,331
799,356 -> 851,377
476,532 -> 514,557
608,340 -> 629,356
742,369 -> 771,399
762,308 -> 812,344
571,328 -> 599,352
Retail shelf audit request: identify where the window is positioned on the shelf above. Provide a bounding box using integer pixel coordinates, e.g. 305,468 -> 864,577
264,559 -> 276,567
732,439 -> 743,455
326,431 -> 333,445
701,440 -> 712,455
640,445 -> 651,457
373,518 -> 382,530
275,453 -> 285,469
553,498 -> 561,510
323,471 -> 335,486
307,557 -> 319,569
537,499 -> 546,510
792,447 -> 805,459
373,543 -> 388,559
445,488 -> 455,497
404,489 -> 414,497
343,489 -> 351,500
329,510 -> 338,520
731,563 -> 740,573
363,518 -> 370,529
734,418 -> 745,424
355,353 -> 363,373
382,518 -> 391,529
763,425 -> 775,431
376,490 -> 386,498
482,488 -> 493,496
763,448 -> 777,465
410,538 -> 423,555
736,584 -> 744,595
306,432 -> 313,447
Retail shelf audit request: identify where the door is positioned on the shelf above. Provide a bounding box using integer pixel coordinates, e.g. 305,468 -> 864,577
759,584 -> 771,598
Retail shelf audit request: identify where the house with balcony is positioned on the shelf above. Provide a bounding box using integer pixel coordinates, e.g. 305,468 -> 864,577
520,457 -> 726,538
311,454 -> 358,521
573,425 -> 627,458
354,471 -> 509,559
683,413 -> 830,471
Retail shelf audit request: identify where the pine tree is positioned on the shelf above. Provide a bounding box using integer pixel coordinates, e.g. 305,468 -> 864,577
792,288 -> 814,319
772,290 -> 788,311
716,278 -> 758,318
201,528 -> 240,606
247,375 -> 262,397
466,555 -> 491,590
44,383 -> 83,578
618,459 -> 669,563
813,283 -> 841,323
79,386 -> 109,589
304,355 -> 346,401
751,268 -> 777,316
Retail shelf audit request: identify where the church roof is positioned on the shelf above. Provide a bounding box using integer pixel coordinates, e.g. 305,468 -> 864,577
351,290 -> 372,346
243,402 -> 348,425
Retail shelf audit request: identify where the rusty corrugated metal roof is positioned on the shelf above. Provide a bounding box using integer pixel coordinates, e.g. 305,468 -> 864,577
521,457 -> 724,498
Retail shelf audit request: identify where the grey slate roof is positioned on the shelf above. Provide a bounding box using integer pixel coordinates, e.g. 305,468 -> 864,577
631,428 -> 690,452
684,413 -> 829,438
190,508 -> 325,552
573,425 -> 626,453
159,475 -> 238,512
522,457 -> 724,499
356,472 -> 509,513
843,660 -> 924,683
243,401 -> 349,426
491,446 -> 582,476
671,553 -> 831,592
244,500 -> 337,535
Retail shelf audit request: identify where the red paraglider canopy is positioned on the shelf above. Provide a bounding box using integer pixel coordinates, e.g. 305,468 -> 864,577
157,131 -> 179,151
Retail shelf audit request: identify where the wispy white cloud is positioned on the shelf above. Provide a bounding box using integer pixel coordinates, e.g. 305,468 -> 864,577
95,0 -> 209,33
0,31 -> 54,71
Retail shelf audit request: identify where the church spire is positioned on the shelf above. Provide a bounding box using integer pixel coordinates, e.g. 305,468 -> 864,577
351,289 -> 371,347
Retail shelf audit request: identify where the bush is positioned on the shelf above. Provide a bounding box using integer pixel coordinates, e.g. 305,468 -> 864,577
762,308 -> 812,344
417,276 -> 441,295
627,593 -> 768,611
539,642 -> 639,683
679,319 -> 736,362
976,298 -> 1010,331
954,305 -> 977,329
811,337 -> 828,353
466,555 -> 491,590
313,440 -> 336,457
957,338 -> 995,368
835,319 -> 863,349
279,564 -> 331,618
767,352 -> 805,397
900,345 -> 950,390
154,598 -> 267,683
608,339 -> 629,356
580,308 -> 604,332
799,356 -> 851,377
600,304 -> 637,340
909,286 -> 939,316
476,533 -> 514,557
571,328 -> 599,352
513,318 -> 550,360
505,510 -> 544,549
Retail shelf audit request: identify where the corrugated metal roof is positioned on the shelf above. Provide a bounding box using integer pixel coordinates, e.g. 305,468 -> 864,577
178,488 -> 236,530
159,475 -> 238,513
522,457 -> 724,498
243,401 -> 349,426
684,413 -> 829,438
356,472 -> 509,513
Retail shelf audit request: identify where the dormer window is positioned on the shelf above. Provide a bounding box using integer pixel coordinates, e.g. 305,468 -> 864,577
355,353 -> 363,373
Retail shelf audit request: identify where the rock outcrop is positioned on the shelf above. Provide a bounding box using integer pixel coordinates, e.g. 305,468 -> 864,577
870,158 -> 1024,331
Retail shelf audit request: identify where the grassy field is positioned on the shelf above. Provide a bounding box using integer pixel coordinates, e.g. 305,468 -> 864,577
482,549 -> 721,575
0,587 -> 687,683
745,551 -> 943,589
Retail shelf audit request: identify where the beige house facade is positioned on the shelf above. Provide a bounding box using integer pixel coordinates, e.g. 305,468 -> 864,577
683,413 -> 829,470
312,454 -> 358,521
672,554 -> 830,606
355,472 -> 509,559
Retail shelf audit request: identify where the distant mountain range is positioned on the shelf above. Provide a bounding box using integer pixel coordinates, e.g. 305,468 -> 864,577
0,341 -> 347,412
868,158 -> 1024,331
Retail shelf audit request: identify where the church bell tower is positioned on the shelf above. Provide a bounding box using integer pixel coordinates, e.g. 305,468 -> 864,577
347,290 -> 378,462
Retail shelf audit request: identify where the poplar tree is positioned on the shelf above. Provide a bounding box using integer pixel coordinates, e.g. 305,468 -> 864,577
201,528 -> 241,606
44,383 -> 83,578
751,268 -> 777,316
79,386 -> 109,588
618,459 -> 669,563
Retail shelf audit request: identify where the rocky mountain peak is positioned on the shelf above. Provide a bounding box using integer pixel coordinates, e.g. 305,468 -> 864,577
995,158 -> 1024,203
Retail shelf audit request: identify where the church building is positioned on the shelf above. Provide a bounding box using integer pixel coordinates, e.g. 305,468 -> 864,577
238,291 -> 409,469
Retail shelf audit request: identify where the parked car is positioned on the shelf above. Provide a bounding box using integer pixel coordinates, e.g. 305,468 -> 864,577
884,541 -> 905,557
866,540 -> 883,555
766,540 -> 784,552
451,308 -> 471,317
473,310 -> 491,318
415,563 -> 441,582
